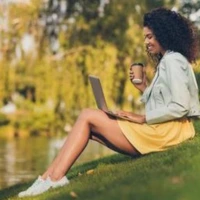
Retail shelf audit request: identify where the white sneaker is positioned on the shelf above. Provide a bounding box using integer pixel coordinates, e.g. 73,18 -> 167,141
29,176 -> 70,196
18,176 -> 44,197
18,176 -> 70,197
27,176 -> 52,196
50,176 -> 70,188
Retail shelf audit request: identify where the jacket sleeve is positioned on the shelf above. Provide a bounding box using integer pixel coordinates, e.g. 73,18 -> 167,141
146,54 -> 190,124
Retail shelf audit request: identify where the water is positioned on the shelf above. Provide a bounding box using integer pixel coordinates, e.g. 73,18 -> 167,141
0,136 -> 114,189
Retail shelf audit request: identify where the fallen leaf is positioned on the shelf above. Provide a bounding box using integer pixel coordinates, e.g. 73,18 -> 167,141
171,176 -> 182,184
78,172 -> 82,176
70,191 -> 78,198
86,169 -> 94,175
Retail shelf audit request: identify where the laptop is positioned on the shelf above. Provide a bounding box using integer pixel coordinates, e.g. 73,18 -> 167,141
88,75 -> 135,122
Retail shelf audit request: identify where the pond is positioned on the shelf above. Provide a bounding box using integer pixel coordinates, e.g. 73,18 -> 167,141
0,135 -> 114,189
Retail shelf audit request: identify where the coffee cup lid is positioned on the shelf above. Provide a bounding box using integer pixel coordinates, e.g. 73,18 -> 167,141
131,63 -> 144,67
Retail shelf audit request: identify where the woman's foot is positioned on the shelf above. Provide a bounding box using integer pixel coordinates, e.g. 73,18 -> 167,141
18,176 -> 44,197
18,176 -> 69,197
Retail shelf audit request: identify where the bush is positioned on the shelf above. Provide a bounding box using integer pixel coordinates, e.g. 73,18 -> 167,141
0,113 -> 10,126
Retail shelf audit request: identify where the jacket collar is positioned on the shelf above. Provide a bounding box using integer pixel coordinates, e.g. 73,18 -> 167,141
142,50 -> 172,103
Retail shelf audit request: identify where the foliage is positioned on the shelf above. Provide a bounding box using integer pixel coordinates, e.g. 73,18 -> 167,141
0,0 -> 199,133
8,99 -> 55,134
0,113 -> 9,126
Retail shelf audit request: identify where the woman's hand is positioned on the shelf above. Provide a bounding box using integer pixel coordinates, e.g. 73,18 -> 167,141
129,66 -> 147,92
116,110 -> 146,124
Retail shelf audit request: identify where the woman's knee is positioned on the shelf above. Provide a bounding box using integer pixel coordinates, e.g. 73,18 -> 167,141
78,108 -> 105,125
78,108 -> 97,122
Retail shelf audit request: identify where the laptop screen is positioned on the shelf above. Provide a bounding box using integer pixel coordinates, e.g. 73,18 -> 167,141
88,75 -> 109,112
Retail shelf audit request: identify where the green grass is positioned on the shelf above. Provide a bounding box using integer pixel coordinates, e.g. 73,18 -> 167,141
1,121 -> 200,200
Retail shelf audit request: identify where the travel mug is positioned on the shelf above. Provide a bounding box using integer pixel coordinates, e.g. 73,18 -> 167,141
130,63 -> 144,84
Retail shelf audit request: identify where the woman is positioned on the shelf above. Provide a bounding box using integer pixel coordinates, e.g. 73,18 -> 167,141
18,7 -> 200,197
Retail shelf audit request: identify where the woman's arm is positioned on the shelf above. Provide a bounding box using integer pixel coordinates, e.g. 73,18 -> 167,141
146,54 -> 191,124
116,111 -> 146,124
115,66 -> 147,124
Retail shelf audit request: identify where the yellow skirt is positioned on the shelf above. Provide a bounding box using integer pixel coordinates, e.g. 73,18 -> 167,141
117,118 -> 195,154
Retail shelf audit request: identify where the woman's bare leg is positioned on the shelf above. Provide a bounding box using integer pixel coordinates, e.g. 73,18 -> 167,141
90,132 -> 140,155
42,108 -> 139,181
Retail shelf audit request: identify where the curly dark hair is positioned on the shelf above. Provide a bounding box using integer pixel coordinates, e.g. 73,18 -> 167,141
143,7 -> 199,63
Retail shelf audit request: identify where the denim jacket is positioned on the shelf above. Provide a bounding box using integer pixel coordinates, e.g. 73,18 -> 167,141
141,51 -> 200,124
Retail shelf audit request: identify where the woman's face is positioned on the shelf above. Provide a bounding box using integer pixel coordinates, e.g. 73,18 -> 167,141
143,26 -> 165,55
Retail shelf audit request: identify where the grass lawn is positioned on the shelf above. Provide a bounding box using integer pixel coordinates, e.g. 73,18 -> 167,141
1,121 -> 200,200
